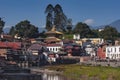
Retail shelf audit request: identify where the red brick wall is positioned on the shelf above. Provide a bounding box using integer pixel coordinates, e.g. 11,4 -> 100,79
97,47 -> 106,59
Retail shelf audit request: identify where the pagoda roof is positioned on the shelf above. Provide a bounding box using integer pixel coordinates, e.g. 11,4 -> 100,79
45,37 -> 61,42
45,25 -> 63,35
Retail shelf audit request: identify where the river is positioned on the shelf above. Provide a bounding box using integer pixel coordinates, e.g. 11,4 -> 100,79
41,73 -> 69,80
0,73 -> 70,80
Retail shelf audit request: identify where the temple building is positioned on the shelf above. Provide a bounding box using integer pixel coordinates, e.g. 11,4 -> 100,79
44,25 -> 63,44
44,25 -> 63,53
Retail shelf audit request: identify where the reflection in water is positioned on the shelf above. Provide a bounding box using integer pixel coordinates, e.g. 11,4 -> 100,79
0,73 -> 42,80
42,73 -> 68,80
0,73 -> 69,80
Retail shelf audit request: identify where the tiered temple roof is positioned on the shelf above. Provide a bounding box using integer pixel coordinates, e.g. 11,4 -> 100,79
45,25 -> 63,43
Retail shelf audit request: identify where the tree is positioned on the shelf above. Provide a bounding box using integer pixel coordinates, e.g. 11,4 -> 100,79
9,26 -> 15,36
66,18 -> 73,33
100,26 -> 119,41
88,29 -> 99,38
73,22 -> 91,38
9,20 -> 39,38
45,4 -> 67,31
54,4 -> 67,31
0,18 -> 5,34
45,4 -> 54,31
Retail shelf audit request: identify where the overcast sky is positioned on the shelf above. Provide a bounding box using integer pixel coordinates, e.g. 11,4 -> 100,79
0,0 -> 120,28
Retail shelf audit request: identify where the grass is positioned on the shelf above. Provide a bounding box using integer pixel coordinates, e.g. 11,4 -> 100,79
45,64 -> 120,80
64,34 -> 73,39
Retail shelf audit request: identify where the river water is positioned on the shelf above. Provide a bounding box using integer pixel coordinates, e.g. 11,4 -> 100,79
0,73 -> 70,80
41,73 -> 69,80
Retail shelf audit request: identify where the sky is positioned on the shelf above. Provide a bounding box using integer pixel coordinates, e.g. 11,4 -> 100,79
0,0 -> 120,29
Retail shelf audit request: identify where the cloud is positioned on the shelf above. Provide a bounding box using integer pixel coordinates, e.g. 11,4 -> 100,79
84,19 -> 94,25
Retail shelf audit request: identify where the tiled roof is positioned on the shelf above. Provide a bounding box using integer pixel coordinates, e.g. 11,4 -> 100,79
0,42 -> 21,49
45,31 -> 63,35
45,37 -> 61,42
1,34 -> 13,39
46,44 -> 62,47
28,44 -> 42,50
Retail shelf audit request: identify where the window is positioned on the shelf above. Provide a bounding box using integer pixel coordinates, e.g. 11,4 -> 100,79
115,48 -> 116,52
107,49 -> 110,53
56,48 -> 57,51
117,54 -> 118,57
53,48 -> 54,51
111,48 -> 112,52
107,54 -> 109,57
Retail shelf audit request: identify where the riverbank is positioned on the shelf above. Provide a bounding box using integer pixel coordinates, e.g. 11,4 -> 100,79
36,64 -> 120,80
30,67 -> 63,74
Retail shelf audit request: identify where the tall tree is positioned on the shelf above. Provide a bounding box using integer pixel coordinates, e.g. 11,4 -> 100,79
45,4 -> 54,31
54,4 -> 67,31
73,22 -> 91,38
100,26 -> 119,41
9,20 -> 39,38
90,29 -> 99,38
9,26 -> 15,36
45,4 -> 67,31
66,18 -> 72,33
0,18 -> 5,34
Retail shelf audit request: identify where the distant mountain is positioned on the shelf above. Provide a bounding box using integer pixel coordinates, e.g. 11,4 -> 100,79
109,20 -> 120,32
93,20 -> 120,32
92,25 -> 106,30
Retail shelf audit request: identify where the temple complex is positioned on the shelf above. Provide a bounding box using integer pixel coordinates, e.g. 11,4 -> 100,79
45,25 -> 63,44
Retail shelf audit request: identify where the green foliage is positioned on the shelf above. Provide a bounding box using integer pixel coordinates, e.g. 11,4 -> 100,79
46,64 -> 120,80
0,18 -> 5,34
39,31 -> 46,38
73,22 -> 91,38
100,26 -> 119,41
64,34 -> 73,39
66,18 -> 73,33
9,26 -> 15,37
45,4 -> 68,31
45,4 -> 54,31
90,29 -> 99,38
9,20 -> 39,38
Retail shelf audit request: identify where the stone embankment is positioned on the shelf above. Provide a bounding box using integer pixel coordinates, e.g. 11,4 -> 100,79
30,67 -> 62,74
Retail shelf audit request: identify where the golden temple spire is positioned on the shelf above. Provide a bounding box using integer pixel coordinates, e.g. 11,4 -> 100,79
51,25 -> 56,31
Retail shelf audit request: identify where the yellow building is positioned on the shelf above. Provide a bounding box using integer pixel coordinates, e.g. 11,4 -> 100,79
75,38 -> 104,46
81,38 -> 104,45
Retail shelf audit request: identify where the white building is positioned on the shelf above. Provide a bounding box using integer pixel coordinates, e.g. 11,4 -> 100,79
46,44 -> 62,53
73,34 -> 80,40
85,45 -> 96,56
106,46 -> 120,59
